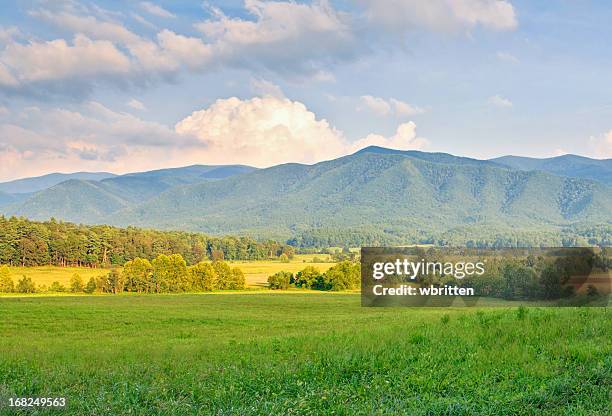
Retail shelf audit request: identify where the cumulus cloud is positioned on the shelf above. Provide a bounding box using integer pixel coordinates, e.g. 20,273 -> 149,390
175,96 -> 347,166
588,130 -> 612,158
0,95 -> 428,180
349,121 -> 428,152
359,95 -> 425,117
359,0 -> 517,33
140,2 -> 175,19
175,96 -> 427,167
488,94 -> 512,108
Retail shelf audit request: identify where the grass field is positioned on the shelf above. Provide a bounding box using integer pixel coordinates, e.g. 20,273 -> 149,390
5,266 -> 112,289
6,255 -> 336,289
228,254 -> 335,287
0,293 -> 610,415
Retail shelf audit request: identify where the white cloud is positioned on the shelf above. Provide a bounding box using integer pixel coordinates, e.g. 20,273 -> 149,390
360,95 -> 392,116
360,95 -> 425,117
1,1 -> 519,97
126,99 -> 146,110
175,96 -> 427,167
0,102 -> 201,180
588,130 -> 612,158
131,13 -> 157,29
350,121 -> 428,152
140,2 -> 175,19
488,94 -> 513,108
0,96 -> 428,180
359,0 -> 517,33
0,35 -> 131,87
496,51 -> 519,63
194,0 -> 355,74
174,96 -> 347,166
250,78 -> 284,98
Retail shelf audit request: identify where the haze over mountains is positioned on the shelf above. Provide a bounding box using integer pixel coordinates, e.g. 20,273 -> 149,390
1,147 -> 610,242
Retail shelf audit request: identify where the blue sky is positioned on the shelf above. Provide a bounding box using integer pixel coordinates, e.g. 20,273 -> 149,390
0,0 -> 611,181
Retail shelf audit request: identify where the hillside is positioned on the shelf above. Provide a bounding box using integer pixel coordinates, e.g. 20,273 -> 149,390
492,154 -> 612,185
110,149 -> 612,240
2,149 -> 610,244
0,172 -> 116,194
3,165 -> 257,223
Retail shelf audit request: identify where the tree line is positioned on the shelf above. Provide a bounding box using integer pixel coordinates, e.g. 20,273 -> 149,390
0,216 -> 295,267
0,254 -> 246,294
267,261 -> 361,291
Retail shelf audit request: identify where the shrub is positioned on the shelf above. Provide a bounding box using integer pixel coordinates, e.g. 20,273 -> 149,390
84,277 -> 97,294
0,266 -> 14,293
279,254 -> 290,263
317,261 -> 360,291
294,266 -> 321,289
16,276 -> 36,293
70,274 -> 84,293
228,268 -> 246,290
189,262 -> 217,291
49,281 -> 66,292
268,271 -> 292,290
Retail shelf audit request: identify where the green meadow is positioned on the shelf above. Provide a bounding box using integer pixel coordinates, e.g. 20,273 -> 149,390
0,293 -> 610,415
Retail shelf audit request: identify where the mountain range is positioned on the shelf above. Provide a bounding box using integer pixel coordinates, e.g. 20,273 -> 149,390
1,147 -> 610,242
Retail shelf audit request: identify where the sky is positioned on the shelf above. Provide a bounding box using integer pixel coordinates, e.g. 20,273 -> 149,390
0,0 -> 611,181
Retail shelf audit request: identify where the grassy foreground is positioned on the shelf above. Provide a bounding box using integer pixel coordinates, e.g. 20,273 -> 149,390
0,293 -> 610,415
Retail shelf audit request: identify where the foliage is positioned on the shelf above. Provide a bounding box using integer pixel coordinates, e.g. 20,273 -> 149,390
49,281 -> 66,292
15,276 -> 36,293
293,266 -> 321,289
0,265 -> 13,292
70,274 -> 84,293
267,271 -> 292,290
315,261 -> 361,291
0,216 -> 295,268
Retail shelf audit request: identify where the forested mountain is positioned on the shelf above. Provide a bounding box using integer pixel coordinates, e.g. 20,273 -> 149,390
0,172 -> 116,194
2,149 -> 610,247
1,165 -> 256,223
491,154 -> 612,185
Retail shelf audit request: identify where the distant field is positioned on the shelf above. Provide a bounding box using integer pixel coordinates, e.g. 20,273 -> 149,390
5,266 -> 112,288
5,254 -> 336,289
0,294 -> 610,415
228,254 -> 336,286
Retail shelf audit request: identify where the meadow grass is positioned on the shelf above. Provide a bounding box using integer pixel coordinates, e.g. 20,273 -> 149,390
0,293 -> 610,415
5,266 -> 112,288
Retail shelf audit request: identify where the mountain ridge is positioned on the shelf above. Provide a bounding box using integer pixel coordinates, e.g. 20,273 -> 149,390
1,149 -> 609,244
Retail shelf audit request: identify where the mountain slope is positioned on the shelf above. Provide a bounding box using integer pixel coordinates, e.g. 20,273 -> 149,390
491,154 -> 612,185
110,150 -> 612,239
4,165 -> 257,222
9,179 -> 131,223
0,172 -> 116,194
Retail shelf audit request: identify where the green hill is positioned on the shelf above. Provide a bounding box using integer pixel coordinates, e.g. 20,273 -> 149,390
3,149 -> 610,244
3,165 -> 256,223
110,149 -> 612,240
491,154 -> 612,185
0,171 -> 116,194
